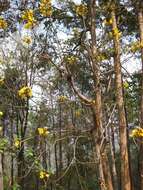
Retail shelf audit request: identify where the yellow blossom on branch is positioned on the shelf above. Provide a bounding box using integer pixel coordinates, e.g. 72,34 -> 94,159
39,0 -> 52,17
75,110 -> 81,117
39,171 -> 50,179
23,36 -> 32,44
130,41 -> 143,53
130,127 -> 143,138
112,27 -> 122,38
0,57 -> 4,64
0,78 -> 4,85
18,86 -> 32,99
37,127 -> 50,136
0,126 -> 2,132
58,95 -> 68,102
75,4 -> 88,17
22,9 -> 35,22
123,81 -> 129,89
14,139 -> 21,148
0,17 -> 7,29
0,111 -> 3,117
97,53 -> 108,62
104,18 -> 113,25
21,9 -> 36,29
65,56 -> 77,65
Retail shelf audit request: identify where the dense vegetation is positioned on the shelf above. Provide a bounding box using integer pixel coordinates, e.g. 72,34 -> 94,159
0,0 -> 143,190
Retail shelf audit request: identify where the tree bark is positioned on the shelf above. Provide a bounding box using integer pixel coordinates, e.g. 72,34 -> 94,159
111,4 -> 132,190
137,1 -> 143,189
17,143 -> 25,190
90,1 -> 113,189
109,125 -> 119,190
0,154 -> 3,190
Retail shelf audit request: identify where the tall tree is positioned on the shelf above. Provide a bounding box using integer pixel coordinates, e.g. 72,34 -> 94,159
110,1 -> 132,189
136,0 -> 143,189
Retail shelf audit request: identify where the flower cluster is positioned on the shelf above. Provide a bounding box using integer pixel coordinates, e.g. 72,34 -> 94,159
123,81 -> 129,89
39,0 -> 52,17
65,56 -> 77,65
0,78 -> 4,85
97,53 -> 108,62
0,126 -> 2,132
112,27 -> 121,38
104,18 -> 113,25
18,86 -> 32,99
75,4 -> 88,17
0,111 -> 3,117
38,127 -> 49,136
130,127 -> 143,138
75,110 -> 81,117
14,139 -> 21,148
39,171 -> 50,179
130,41 -> 143,53
0,17 -> 7,29
58,95 -> 68,102
21,9 -> 36,29
23,36 -> 32,44
0,57 -> 3,64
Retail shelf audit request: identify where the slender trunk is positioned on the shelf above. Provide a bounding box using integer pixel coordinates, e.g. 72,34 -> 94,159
102,150 -> 114,190
17,100 -> 29,190
90,1 -> 113,189
55,143 -> 58,177
10,119 -> 14,189
137,2 -> 143,189
110,125 -> 119,190
17,144 -> 25,190
111,5 -> 131,190
0,154 -> 3,190
59,104 -> 63,172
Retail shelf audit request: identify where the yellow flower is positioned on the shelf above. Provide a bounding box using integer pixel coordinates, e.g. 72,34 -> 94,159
38,127 -> 50,136
97,53 -> 107,62
18,86 -> 32,99
0,58 -> 3,64
38,128 -> 44,135
0,126 -> 3,132
39,0 -> 52,17
39,171 -> 45,179
0,78 -> 4,85
104,18 -> 113,25
130,41 -> 143,53
75,4 -> 88,17
75,110 -> 81,117
22,9 -> 34,22
39,171 -> 50,179
24,22 -> 34,29
0,111 -> 3,117
123,81 -> 129,89
112,27 -> 121,38
23,36 -> 32,44
66,56 -> 77,65
21,9 -> 36,29
130,127 -> 143,138
0,17 -> 7,29
92,100 -> 96,104
14,140 -> 21,148
58,95 -> 68,102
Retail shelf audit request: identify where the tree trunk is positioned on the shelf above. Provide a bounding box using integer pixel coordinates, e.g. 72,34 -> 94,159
0,154 -> 3,190
137,2 -> 143,189
17,143 -> 25,190
109,126 -> 119,190
102,150 -> 114,190
111,5 -> 132,190
90,1 -> 113,189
